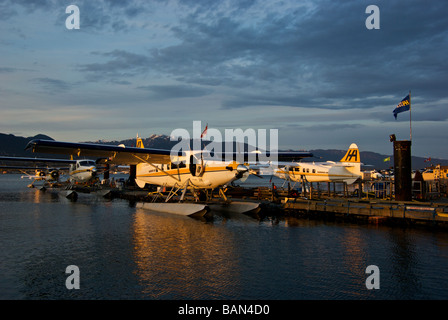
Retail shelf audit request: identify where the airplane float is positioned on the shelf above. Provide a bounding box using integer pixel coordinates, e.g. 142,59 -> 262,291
0,156 -> 98,188
273,143 -> 362,185
25,137 -> 312,216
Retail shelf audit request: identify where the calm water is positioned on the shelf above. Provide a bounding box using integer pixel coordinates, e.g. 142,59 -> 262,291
1,174 -> 448,300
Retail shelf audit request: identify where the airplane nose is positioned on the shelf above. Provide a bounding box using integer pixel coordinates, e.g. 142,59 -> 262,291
236,164 -> 248,173
235,164 -> 248,179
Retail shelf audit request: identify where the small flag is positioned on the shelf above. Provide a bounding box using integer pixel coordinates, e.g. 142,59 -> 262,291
200,124 -> 208,138
393,94 -> 411,119
383,157 -> 390,162
424,157 -> 431,162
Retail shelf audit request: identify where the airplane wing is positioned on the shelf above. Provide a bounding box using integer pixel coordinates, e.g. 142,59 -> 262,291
205,151 -> 313,163
25,139 -> 178,165
0,156 -> 76,164
25,139 -> 312,166
258,161 -> 307,168
274,161 -> 357,168
273,151 -> 313,161
0,156 -> 73,171
0,165 -> 63,170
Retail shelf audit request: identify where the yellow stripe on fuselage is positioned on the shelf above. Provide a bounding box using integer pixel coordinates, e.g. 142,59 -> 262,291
137,163 -> 238,178
71,168 -> 93,175
277,170 -> 353,178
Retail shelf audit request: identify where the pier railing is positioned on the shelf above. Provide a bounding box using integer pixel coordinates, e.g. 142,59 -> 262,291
250,178 -> 448,202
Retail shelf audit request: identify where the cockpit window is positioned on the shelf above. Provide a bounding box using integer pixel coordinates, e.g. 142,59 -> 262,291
79,160 -> 95,167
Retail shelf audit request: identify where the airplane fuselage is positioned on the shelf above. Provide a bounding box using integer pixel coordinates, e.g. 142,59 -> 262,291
276,162 -> 360,184
274,143 -> 362,185
22,169 -> 60,185
69,160 -> 97,183
136,160 -> 246,189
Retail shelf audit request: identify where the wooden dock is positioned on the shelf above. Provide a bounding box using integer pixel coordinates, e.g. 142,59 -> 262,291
107,184 -> 448,228
282,197 -> 448,226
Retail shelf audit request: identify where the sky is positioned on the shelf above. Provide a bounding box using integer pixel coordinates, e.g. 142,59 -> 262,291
1,0 -> 448,158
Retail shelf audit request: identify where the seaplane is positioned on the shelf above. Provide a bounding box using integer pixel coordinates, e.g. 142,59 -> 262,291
273,143 -> 362,185
0,156 -> 98,189
25,136 -> 312,216
0,164 -> 62,188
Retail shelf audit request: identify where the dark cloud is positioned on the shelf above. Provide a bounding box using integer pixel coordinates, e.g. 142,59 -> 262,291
77,50 -> 151,80
143,0 -> 448,111
3,0 -> 448,157
0,66 -> 34,73
2,0 -> 148,32
71,0 -> 448,114
0,0 -> 54,14
0,67 -> 17,73
31,77 -> 71,92
0,1 -> 18,20
137,84 -> 212,100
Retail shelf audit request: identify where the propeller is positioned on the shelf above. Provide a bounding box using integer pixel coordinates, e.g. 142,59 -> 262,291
49,170 -> 60,180
235,164 -> 249,180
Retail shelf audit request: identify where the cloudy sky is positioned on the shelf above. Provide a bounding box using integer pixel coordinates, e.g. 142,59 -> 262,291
1,0 -> 447,158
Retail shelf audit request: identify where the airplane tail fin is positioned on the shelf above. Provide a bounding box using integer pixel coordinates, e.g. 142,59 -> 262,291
340,143 -> 361,179
136,136 -> 144,148
340,143 -> 360,163
135,135 -> 146,188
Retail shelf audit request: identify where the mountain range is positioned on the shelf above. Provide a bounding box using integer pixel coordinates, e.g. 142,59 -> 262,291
1,133 -> 447,170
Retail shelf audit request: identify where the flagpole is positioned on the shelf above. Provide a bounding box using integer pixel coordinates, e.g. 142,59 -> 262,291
409,90 -> 412,141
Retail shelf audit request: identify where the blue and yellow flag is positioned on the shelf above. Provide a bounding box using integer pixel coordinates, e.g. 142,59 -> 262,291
393,94 -> 410,119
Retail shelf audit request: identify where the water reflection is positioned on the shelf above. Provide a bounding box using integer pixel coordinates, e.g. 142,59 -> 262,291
388,230 -> 422,298
132,209 -> 242,299
2,174 -> 448,299
338,227 -> 370,299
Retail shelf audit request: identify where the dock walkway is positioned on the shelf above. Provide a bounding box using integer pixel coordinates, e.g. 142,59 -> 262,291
282,197 -> 448,225
109,184 -> 448,227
